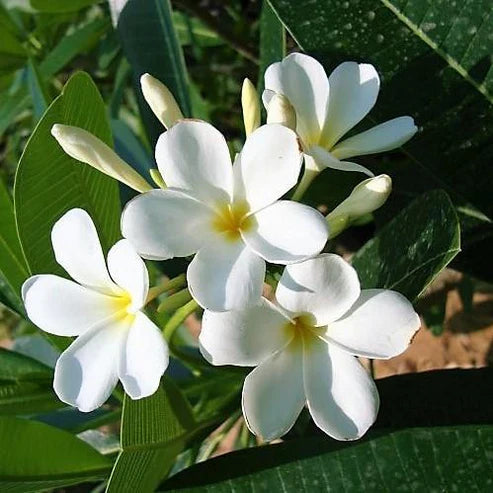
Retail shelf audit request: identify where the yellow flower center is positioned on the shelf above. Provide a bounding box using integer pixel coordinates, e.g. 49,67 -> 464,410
111,291 -> 137,320
286,314 -> 323,349
211,201 -> 254,242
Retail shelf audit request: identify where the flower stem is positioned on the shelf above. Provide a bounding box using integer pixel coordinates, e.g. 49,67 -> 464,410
291,167 -> 319,201
158,287 -> 192,313
146,273 -> 187,304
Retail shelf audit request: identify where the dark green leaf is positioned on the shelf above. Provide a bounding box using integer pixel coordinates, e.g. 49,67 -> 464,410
0,347 -> 52,382
40,17 -> 110,77
0,85 -> 30,137
0,24 -> 26,76
269,0 -> 493,221
106,377 -> 196,493
0,178 -> 29,314
0,381 -> 63,415
26,58 -> 50,120
162,425 -> 493,492
0,416 -> 111,492
258,0 -> 284,93
352,190 -> 460,300
30,0 -> 99,13
117,0 -> 191,146
14,71 -> 121,278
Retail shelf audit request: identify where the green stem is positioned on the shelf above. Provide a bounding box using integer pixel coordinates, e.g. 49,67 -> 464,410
146,273 -> 187,303
158,287 -> 192,313
291,167 -> 319,201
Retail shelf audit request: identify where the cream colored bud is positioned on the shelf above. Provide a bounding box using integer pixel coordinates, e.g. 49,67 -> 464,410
266,93 -> 296,131
327,174 -> 392,238
140,73 -> 183,129
51,124 -> 153,193
150,168 -> 166,189
241,78 -> 260,136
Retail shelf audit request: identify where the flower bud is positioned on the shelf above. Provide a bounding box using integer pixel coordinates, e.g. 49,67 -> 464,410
51,124 -> 153,193
140,73 -> 183,129
266,93 -> 296,131
327,174 -> 392,238
241,78 -> 261,136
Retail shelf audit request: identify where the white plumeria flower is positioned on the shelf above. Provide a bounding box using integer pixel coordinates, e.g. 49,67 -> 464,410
264,53 -> 417,193
121,120 -> 329,312
22,208 -> 168,412
200,254 -> 420,441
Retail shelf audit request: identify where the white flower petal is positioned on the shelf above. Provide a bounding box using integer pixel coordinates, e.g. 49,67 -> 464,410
187,238 -> 265,311
53,319 -> 127,412
119,312 -> 169,399
22,274 -> 121,336
276,254 -> 360,326
233,124 -> 302,212
304,337 -> 379,440
51,208 -> 117,293
199,298 -> 292,366
321,62 -> 380,148
107,240 -> 149,312
265,53 -> 329,145
331,116 -> 418,160
327,289 -> 420,359
242,201 -> 328,264
309,145 -> 374,176
121,189 -> 214,260
242,340 -> 305,441
155,120 -> 233,203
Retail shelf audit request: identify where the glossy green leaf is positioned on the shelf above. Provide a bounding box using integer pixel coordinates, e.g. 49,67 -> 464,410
14,71 -> 121,277
0,416 -> 111,492
0,348 -> 52,382
0,381 -> 63,415
40,17 -> 110,77
269,0 -> 493,221
106,377 -> 196,493
30,0 -> 99,13
116,0 -> 191,146
0,178 -> 29,314
352,190 -> 460,301
258,0 -> 284,93
26,58 -> 50,120
162,425 -> 493,492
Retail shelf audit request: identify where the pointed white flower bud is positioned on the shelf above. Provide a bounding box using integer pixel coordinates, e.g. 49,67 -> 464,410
140,73 -> 184,129
327,174 -> 392,237
266,93 -> 296,131
51,124 -> 153,193
241,78 -> 261,136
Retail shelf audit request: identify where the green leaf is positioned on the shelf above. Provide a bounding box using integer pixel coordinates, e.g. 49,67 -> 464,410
0,347 -> 52,382
14,71 -> 121,278
106,377 -> 196,493
162,425 -> 493,492
352,190 -> 460,301
0,85 -> 30,137
116,0 -> 191,146
0,21 -> 26,76
29,0 -> 99,13
26,58 -> 50,120
40,17 -> 110,77
269,0 -> 493,220
0,416 -> 111,492
0,381 -> 63,415
172,11 -> 222,48
0,178 -> 29,314
258,0 -> 285,93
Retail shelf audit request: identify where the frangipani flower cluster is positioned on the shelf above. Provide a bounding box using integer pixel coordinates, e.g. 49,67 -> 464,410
23,53 -> 421,441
